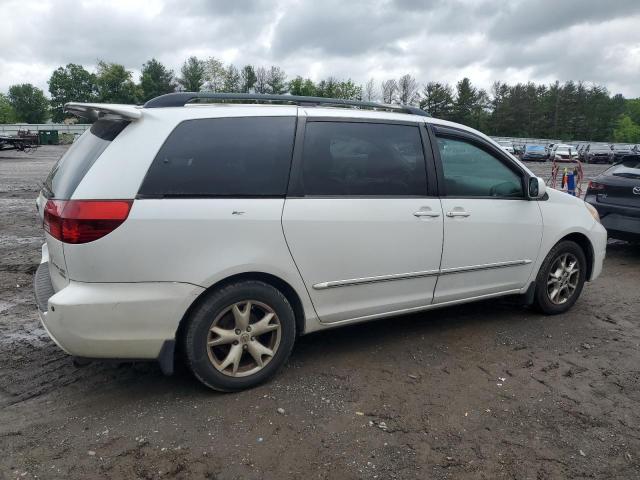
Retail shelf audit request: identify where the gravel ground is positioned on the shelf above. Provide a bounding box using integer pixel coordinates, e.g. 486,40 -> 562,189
1,146 -> 639,480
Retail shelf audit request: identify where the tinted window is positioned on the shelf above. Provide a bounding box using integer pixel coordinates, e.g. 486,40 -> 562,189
300,122 -> 427,196
43,119 -> 129,199
139,117 -> 296,196
436,137 -> 523,198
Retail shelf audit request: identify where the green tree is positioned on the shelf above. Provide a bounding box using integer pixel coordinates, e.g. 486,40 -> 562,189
222,65 -> 241,93
203,57 -> 226,92
8,84 -> 49,123
240,65 -> 257,93
451,78 -> 478,127
48,64 -> 96,122
179,56 -> 205,92
266,66 -> 287,94
317,77 -> 339,98
625,98 -> 640,125
139,58 -> 175,102
613,114 -> 640,143
95,61 -> 137,103
0,93 -> 17,123
289,76 -> 316,96
420,82 -> 454,119
336,80 -> 362,100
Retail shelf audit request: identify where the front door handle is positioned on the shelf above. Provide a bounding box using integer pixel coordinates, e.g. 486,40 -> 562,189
446,210 -> 470,218
414,210 -> 441,218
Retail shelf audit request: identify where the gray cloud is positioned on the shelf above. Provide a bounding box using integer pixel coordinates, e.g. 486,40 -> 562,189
488,0 -> 640,41
0,0 -> 639,98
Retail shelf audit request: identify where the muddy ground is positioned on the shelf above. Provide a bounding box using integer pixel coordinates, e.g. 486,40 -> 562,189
0,146 -> 638,479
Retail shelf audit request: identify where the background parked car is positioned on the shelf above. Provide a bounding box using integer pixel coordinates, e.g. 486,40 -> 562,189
584,143 -> 614,164
545,143 -> 555,157
521,144 -> 548,162
513,143 -> 525,156
497,140 -> 515,154
576,143 -> 588,161
550,144 -> 579,162
611,144 -> 637,163
585,155 -> 640,240
578,143 -> 589,162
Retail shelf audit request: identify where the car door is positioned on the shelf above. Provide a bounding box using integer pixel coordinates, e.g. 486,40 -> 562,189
429,126 -> 543,304
282,118 -> 443,324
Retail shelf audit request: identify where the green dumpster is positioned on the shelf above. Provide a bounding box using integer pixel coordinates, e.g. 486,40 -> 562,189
38,130 -> 59,145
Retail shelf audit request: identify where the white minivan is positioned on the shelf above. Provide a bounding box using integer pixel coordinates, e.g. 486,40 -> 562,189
34,94 -> 607,391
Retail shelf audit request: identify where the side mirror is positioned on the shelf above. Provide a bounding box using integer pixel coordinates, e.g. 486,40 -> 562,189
528,177 -> 546,199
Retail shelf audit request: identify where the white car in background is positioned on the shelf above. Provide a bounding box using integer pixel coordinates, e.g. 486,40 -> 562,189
34,93 -> 607,391
497,140 -> 515,154
551,144 -> 579,162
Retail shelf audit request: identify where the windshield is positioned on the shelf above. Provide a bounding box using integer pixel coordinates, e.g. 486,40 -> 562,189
526,145 -> 545,152
590,145 -> 611,152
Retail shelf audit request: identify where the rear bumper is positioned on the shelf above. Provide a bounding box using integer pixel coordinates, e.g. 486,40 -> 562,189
34,261 -> 203,362
601,214 -> 640,239
586,199 -> 640,239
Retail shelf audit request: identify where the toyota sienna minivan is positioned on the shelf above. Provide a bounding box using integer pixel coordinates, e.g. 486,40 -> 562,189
34,93 -> 607,391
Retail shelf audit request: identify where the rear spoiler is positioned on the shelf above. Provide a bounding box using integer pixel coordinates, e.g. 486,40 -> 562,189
64,102 -> 142,121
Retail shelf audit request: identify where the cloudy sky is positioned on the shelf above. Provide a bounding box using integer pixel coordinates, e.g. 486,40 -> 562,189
2,0 -> 640,97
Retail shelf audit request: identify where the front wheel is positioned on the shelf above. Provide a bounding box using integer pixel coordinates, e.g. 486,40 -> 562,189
183,280 -> 296,391
533,241 -> 587,315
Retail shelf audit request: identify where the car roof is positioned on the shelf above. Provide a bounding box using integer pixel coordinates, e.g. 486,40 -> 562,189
64,100 -> 534,177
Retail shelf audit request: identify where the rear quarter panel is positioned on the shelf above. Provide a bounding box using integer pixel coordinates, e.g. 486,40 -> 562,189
62,198 -> 319,327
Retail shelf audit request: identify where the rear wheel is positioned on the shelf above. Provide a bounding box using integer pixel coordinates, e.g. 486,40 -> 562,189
183,280 -> 296,391
533,241 -> 587,315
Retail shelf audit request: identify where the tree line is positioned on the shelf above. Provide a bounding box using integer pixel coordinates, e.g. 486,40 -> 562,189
1,56 -> 639,143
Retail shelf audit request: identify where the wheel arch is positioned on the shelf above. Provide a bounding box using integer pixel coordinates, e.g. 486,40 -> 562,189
556,231 -> 595,280
175,272 -> 307,352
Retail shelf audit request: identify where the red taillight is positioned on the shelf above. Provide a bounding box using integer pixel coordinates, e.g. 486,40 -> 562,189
44,200 -> 133,244
588,181 -> 605,191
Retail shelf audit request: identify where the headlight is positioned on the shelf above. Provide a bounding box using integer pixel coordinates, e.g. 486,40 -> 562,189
585,202 -> 601,223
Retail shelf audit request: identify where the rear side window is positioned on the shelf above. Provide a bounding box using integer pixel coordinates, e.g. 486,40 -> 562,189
300,122 -> 427,196
138,117 -> 296,197
43,119 -> 129,199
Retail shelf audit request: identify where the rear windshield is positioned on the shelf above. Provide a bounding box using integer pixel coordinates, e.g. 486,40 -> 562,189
42,119 -> 129,199
612,156 -> 640,177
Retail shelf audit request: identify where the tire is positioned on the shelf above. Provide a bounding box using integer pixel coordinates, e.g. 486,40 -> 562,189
183,280 -> 296,392
533,241 -> 587,315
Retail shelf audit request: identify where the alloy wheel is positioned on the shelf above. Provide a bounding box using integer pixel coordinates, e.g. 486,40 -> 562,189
546,253 -> 580,305
206,300 -> 282,377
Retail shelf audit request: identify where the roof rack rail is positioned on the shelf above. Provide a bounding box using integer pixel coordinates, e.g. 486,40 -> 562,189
143,92 -> 430,117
